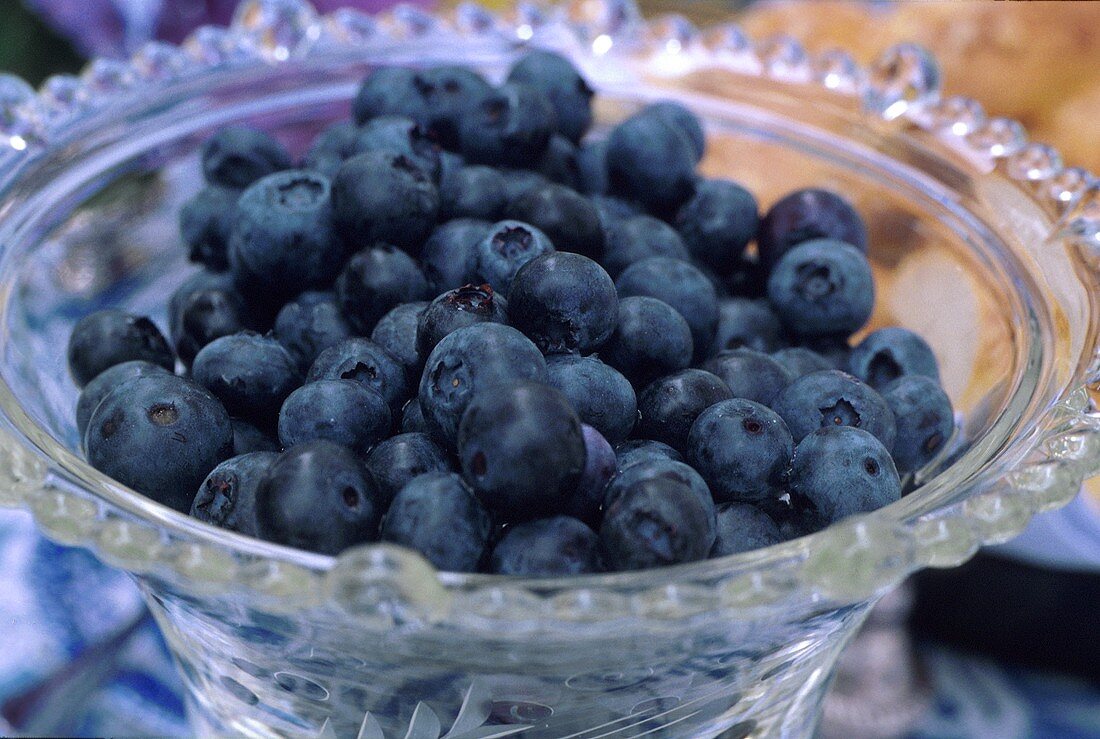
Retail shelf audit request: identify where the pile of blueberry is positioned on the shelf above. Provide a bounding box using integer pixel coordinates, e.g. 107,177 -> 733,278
67,51 -> 956,575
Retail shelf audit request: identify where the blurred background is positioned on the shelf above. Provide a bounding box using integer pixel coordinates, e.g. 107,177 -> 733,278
0,1 -> 1098,737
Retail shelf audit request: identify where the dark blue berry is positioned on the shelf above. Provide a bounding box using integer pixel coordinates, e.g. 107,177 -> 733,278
758,188 -> 868,270
439,165 -> 507,221
645,102 -> 705,161
371,302 -> 428,383
711,298 -> 785,355
801,335 -> 852,369
606,109 -> 697,215
352,115 -> 441,181
577,139 -> 609,195
605,457 -> 714,512
766,239 -> 874,338
537,134 -> 583,190
302,120 -> 361,177
202,126 -> 291,189
400,398 -> 430,435
278,379 -> 390,455
614,439 -> 683,472
175,286 -> 249,368
674,179 -> 758,274
701,348 -> 793,406
615,257 -> 719,362
76,360 -> 171,441
507,50 -> 593,143
771,347 -> 834,378
847,327 -> 940,389
771,369 -> 896,449
602,296 -> 693,388
335,243 -> 430,334
635,369 -> 732,452
180,186 -> 239,270
381,472 -> 492,572
364,432 -> 451,506
601,215 -> 689,279
498,168 -> 550,206
686,399 -> 793,503
273,291 -> 354,374
67,309 -> 174,387
880,375 -> 953,472
459,83 -> 556,168
255,440 -> 383,555
420,219 -> 492,293
474,220 -> 555,294
710,502 -> 782,557
169,270 -> 235,345
417,283 -> 508,357
725,255 -> 769,299
590,194 -> 642,227
508,252 -> 617,354
190,451 -> 277,536
506,183 -> 605,261
332,151 -> 440,252
569,425 -> 616,527
191,332 -> 302,423
491,516 -> 601,576
86,374 -> 233,512
788,426 -> 900,522
457,381 -> 585,521
352,67 -> 429,125
546,355 -> 636,445
306,337 -> 409,414
231,418 -> 280,455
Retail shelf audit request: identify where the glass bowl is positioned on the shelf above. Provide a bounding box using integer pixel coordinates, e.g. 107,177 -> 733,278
1,1 -> 1099,736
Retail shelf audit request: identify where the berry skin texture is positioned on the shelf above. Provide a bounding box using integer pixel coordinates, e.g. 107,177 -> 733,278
274,291 -> 354,374
537,135 -> 583,191
766,239 -> 875,338
771,369 -> 897,450
302,120 -> 361,177
569,425 -> 616,527
190,451 -> 277,536
702,348 -> 793,406
175,286 -> 249,368
381,472 -> 492,573
371,302 -> 429,382
577,139 -> 609,196
255,440 -> 383,555
180,185 -> 239,271
615,439 -> 683,472
278,379 -> 391,456
421,219 -> 493,293
712,298 -> 786,355
474,220 -> 555,295
686,399 -> 794,503
335,243 -> 430,335
772,347 -> 834,378
508,252 -> 618,355
332,151 -> 440,252
546,355 -> 637,445
635,369 -> 733,453
459,83 -> 557,168
601,215 -> 689,279
168,270 -> 235,343
675,179 -> 759,274
440,166 -> 507,221
364,432 -> 451,506
491,516 -> 601,576
86,374 -> 233,513
788,426 -> 901,522
67,310 -> 174,388
231,418 -> 279,455
602,296 -> 693,388
306,337 -> 409,415
645,102 -> 706,162
352,115 -> 441,181
506,183 -> 605,261
880,375 -> 954,472
757,188 -> 869,271
416,284 -> 508,357
201,126 -> 291,189
606,108 -> 697,215
615,257 -> 719,363
76,360 -> 172,441
710,502 -> 783,557
418,323 -> 549,447
847,327 -> 941,389
192,332 -> 302,423
507,50 -> 594,143
457,381 -> 586,522
400,398 -> 430,435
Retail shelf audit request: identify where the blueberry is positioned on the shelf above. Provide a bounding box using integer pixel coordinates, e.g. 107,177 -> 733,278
190,451 -> 277,536
710,502 -> 782,557
507,50 -> 593,143
701,348 -> 793,406
770,369 -> 896,449
335,243 -> 430,334
766,239 -> 874,338
725,254 -> 769,299
278,379 -> 390,456
439,165 -> 507,221
400,398 -> 430,435
86,374 -> 233,512
506,183 -> 605,261
364,432 -> 451,506
459,83 -> 556,168
614,439 -> 683,472
644,102 -> 705,162
231,418 -> 280,455
417,283 -> 508,357
847,327 -> 940,389
67,309 -> 175,387
201,126 -> 291,189
601,215 -> 689,279
306,337 -> 409,414
229,170 -> 346,302
273,291 -> 354,374
569,425 -> 616,527
302,120 -> 361,177
180,185 -> 239,271
508,252 -> 617,354
457,381 -> 585,521
352,67 -> 429,125
771,347 -> 834,378
421,219 -> 492,293
352,115 -> 441,181
491,516 -> 601,576
606,109 -> 697,215
546,355 -> 636,445
880,375 -> 953,472
192,332 -> 302,423
370,302 -> 428,382
590,194 -> 642,227
168,270 -> 235,345
635,369 -> 733,452
418,323 -> 548,446
758,188 -> 868,270
474,220 -> 555,294
175,286 -> 249,368
788,426 -> 900,522
801,335 -> 852,369
606,456 -> 713,510
686,399 -> 793,503
75,360 -> 171,441
601,296 -> 693,388
615,257 -> 719,362
418,66 -> 495,149
675,179 -> 758,274
760,493 -> 829,541
711,298 -> 785,355
255,440 -> 383,555
498,168 -> 550,206
332,151 -> 440,252
537,134 -> 583,191
381,472 -> 492,572
577,140 -> 609,196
